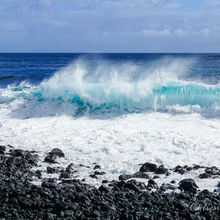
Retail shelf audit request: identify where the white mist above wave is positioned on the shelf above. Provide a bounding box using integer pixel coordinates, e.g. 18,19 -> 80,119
0,57 -> 220,118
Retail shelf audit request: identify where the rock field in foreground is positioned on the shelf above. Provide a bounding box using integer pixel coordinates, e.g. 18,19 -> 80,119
0,145 -> 219,219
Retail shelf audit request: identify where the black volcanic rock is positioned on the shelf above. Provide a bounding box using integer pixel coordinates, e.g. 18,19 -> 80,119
47,166 -> 57,174
179,179 -> 198,193
44,155 -> 57,164
93,165 -> 101,170
119,172 -> 150,181
199,172 -> 212,179
147,179 -> 158,189
94,171 -> 105,175
0,145 -> 6,154
139,162 -> 157,172
49,148 -> 65,158
156,164 -> 168,174
60,171 -> 70,179
66,163 -> 75,173
0,147 -> 219,220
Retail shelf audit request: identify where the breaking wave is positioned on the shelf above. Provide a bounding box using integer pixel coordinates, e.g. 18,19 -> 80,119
0,58 -> 220,117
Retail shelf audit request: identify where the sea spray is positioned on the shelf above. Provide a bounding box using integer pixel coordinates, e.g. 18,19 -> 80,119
0,57 -> 220,117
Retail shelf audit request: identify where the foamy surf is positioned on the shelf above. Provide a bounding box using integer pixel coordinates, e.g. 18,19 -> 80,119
0,54 -> 219,193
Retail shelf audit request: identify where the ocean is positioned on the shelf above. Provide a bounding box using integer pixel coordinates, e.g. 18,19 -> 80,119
0,53 -> 220,189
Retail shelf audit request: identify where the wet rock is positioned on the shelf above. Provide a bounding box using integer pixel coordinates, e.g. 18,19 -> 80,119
147,179 -> 158,189
153,175 -> 160,179
89,174 -> 98,179
64,210 -> 74,217
139,162 -> 157,172
34,170 -> 42,179
174,165 -> 185,175
193,165 -> 204,170
119,174 -> 132,181
13,157 -> 23,166
41,180 -> 56,188
177,200 -> 188,210
66,163 -> 75,173
205,166 -> 220,175
94,171 -> 105,175
7,144 -> 14,148
0,145 -> 6,154
49,148 -> 65,158
98,185 -> 109,193
199,173 -> 212,179
179,179 -> 198,193
160,183 -> 178,191
11,149 -> 24,157
60,171 -> 70,179
156,164 -> 168,174
132,172 -> 150,179
44,155 -> 57,164
47,166 -> 57,174
119,172 -> 150,181
93,165 -> 101,170
123,179 -> 141,192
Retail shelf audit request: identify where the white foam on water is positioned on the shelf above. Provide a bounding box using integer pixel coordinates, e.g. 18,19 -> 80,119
0,108 -> 219,191
0,58 -> 219,191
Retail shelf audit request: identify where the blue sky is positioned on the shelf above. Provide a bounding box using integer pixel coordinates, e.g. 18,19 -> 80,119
0,0 -> 220,52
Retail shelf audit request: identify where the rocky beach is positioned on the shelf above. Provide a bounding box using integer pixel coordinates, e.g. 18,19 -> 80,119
0,145 -> 219,219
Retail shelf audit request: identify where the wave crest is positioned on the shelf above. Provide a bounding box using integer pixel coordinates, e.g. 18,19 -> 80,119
1,58 -> 220,117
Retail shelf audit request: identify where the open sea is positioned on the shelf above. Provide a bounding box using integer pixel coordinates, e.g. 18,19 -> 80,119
0,53 -> 220,189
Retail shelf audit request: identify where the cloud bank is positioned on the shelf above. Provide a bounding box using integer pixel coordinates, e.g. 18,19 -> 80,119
0,0 -> 220,52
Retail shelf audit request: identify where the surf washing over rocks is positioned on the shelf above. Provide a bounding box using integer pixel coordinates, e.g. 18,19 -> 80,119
0,53 -> 219,195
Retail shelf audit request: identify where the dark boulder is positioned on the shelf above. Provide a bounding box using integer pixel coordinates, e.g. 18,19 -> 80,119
66,163 -> 75,173
60,171 -> 71,179
44,155 -> 57,164
49,148 -> 65,158
147,179 -> 158,189
93,165 -> 101,170
199,173 -> 212,179
156,164 -> 168,174
94,171 -> 105,175
205,166 -> 220,175
139,162 -> 157,172
0,145 -> 6,154
174,165 -> 185,175
179,179 -> 198,193
11,149 -> 24,157
119,172 -> 150,181
98,185 -> 109,193
47,166 -> 57,174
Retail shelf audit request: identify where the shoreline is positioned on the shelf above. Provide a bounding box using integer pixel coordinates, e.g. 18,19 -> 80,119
0,145 -> 219,219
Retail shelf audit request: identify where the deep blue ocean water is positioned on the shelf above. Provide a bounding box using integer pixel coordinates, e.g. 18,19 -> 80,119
0,53 -> 220,116
1,53 -> 220,86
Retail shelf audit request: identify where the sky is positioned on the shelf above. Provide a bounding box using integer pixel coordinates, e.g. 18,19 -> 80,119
0,0 -> 220,52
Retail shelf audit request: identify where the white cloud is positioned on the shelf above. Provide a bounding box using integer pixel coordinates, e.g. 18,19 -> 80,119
143,27 -> 212,37
200,28 -> 210,35
205,0 -> 220,7
0,0 -> 220,52
142,28 -> 171,36
174,28 -> 186,35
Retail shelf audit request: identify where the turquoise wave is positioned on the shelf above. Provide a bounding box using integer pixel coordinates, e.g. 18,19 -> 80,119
1,81 -> 219,116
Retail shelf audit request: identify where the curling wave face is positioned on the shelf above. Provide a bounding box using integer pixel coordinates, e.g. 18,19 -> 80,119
0,58 -> 220,117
